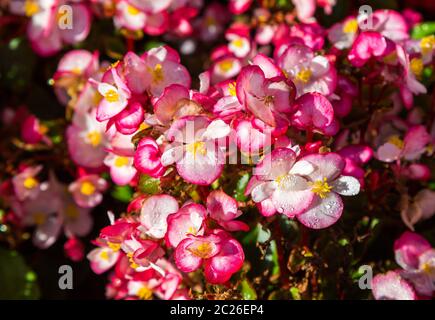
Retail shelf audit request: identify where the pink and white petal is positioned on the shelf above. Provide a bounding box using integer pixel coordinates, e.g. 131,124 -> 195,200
140,194 -> 179,239
174,239 -> 203,273
251,182 -> 275,203
300,153 -> 345,182
154,84 -> 190,125
394,231 -> 431,271
203,238 -> 244,284
272,188 -> 315,217
253,148 -> 296,180
372,271 -> 417,300
87,248 -> 120,274
331,175 -> 360,196
219,220 -> 250,232
258,199 -> 277,217
201,120 -> 231,141
176,146 -> 224,186
110,164 -> 137,186
252,54 -> 284,79
296,192 -> 343,229
376,142 -> 402,162
33,216 -> 62,249
166,204 -> 206,248
60,4 -> 91,44
207,190 -> 239,222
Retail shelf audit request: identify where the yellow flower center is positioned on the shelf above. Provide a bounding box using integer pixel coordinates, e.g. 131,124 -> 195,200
186,141 -> 207,158
104,89 -> 120,103
188,242 -> 214,259
148,63 -> 164,84
420,35 -> 435,55
263,95 -> 274,105
65,204 -> 79,220
342,19 -> 358,34
127,252 -> 139,269
218,60 -> 234,72
127,5 -> 140,15
24,0 -> 40,17
23,177 -> 38,189
310,177 -> 333,199
107,242 -> 121,252
295,68 -> 312,83
410,58 -> 424,77
137,286 -> 153,300
187,226 -> 198,235
100,250 -> 110,261
232,38 -> 245,48
86,131 -> 102,147
33,212 -> 46,225
114,156 -> 129,167
388,135 -> 404,149
80,181 -> 96,196
228,82 -> 237,96
421,262 -> 435,277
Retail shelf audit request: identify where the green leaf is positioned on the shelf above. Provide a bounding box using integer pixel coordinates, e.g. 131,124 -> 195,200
267,240 -> 280,277
239,279 -> 257,300
0,248 -> 40,299
138,174 -> 160,195
233,173 -> 250,201
412,22 -> 435,39
289,287 -> 301,300
111,185 -> 133,203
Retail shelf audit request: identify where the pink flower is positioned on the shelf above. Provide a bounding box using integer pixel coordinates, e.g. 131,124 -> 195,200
68,174 -> 108,208
166,203 -> 207,248
21,115 -> 50,145
139,195 -> 179,239
64,237 -> 85,262
206,190 -> 249,232
376,125 -> 430,162
67,109 -> 109,169
295,153 -> 360,229
292,0 -> 316,22
161,116 -> 230,185
291,93 -> 337,135
10,0 -> 91,56
174,230 -> 244,284
114,1 -> 146,31
104,152 -> 137,186
236,65 -> 294,127
96,68 -> 132,122
348,31 -> 394,67
278,44 -> 337,96
246,148 -> 315,218
328,16 -> 359,49
88,246 -> 121,274
372,270 -> 417,300
12,165 -> 46,201
400,189 -> 435,230
134,138 -> 166,178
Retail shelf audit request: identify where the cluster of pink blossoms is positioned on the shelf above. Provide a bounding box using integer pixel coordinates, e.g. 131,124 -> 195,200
1,0 -> 435,300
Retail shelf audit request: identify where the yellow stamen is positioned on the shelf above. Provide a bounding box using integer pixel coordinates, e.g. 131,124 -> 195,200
86,131 -> 102,147
263,95 -> 274,105
342,19 -> 358,34
295,68 -> 312,83
107,242 -> 121,252
137,286 -> 153,300
80,181 -> 96,196
33,212 -> 46,225
421,262 -> 435,276
310,177 -> 333,199
218,60 -> 234,72
23,177 -> 38,189
148,64 -> 164,84
127,5 -> 140,15
127,252 -> 139,269
186,141 -> 207,158
232,38 -> 245,48
410,58 -> 424,77
71,67 -> 82,75
100,250 -> 110,261
139,122 -> 150,131
420,35 -> 435,55
38,124 -> 49,135
104,89 -> 120,103
188,242 -> 214,258
24,0 -> 39,17
114,156 -> 129,167
228,82 -> 237,96
187,226 -> 198,235
388,135 -> 404,149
